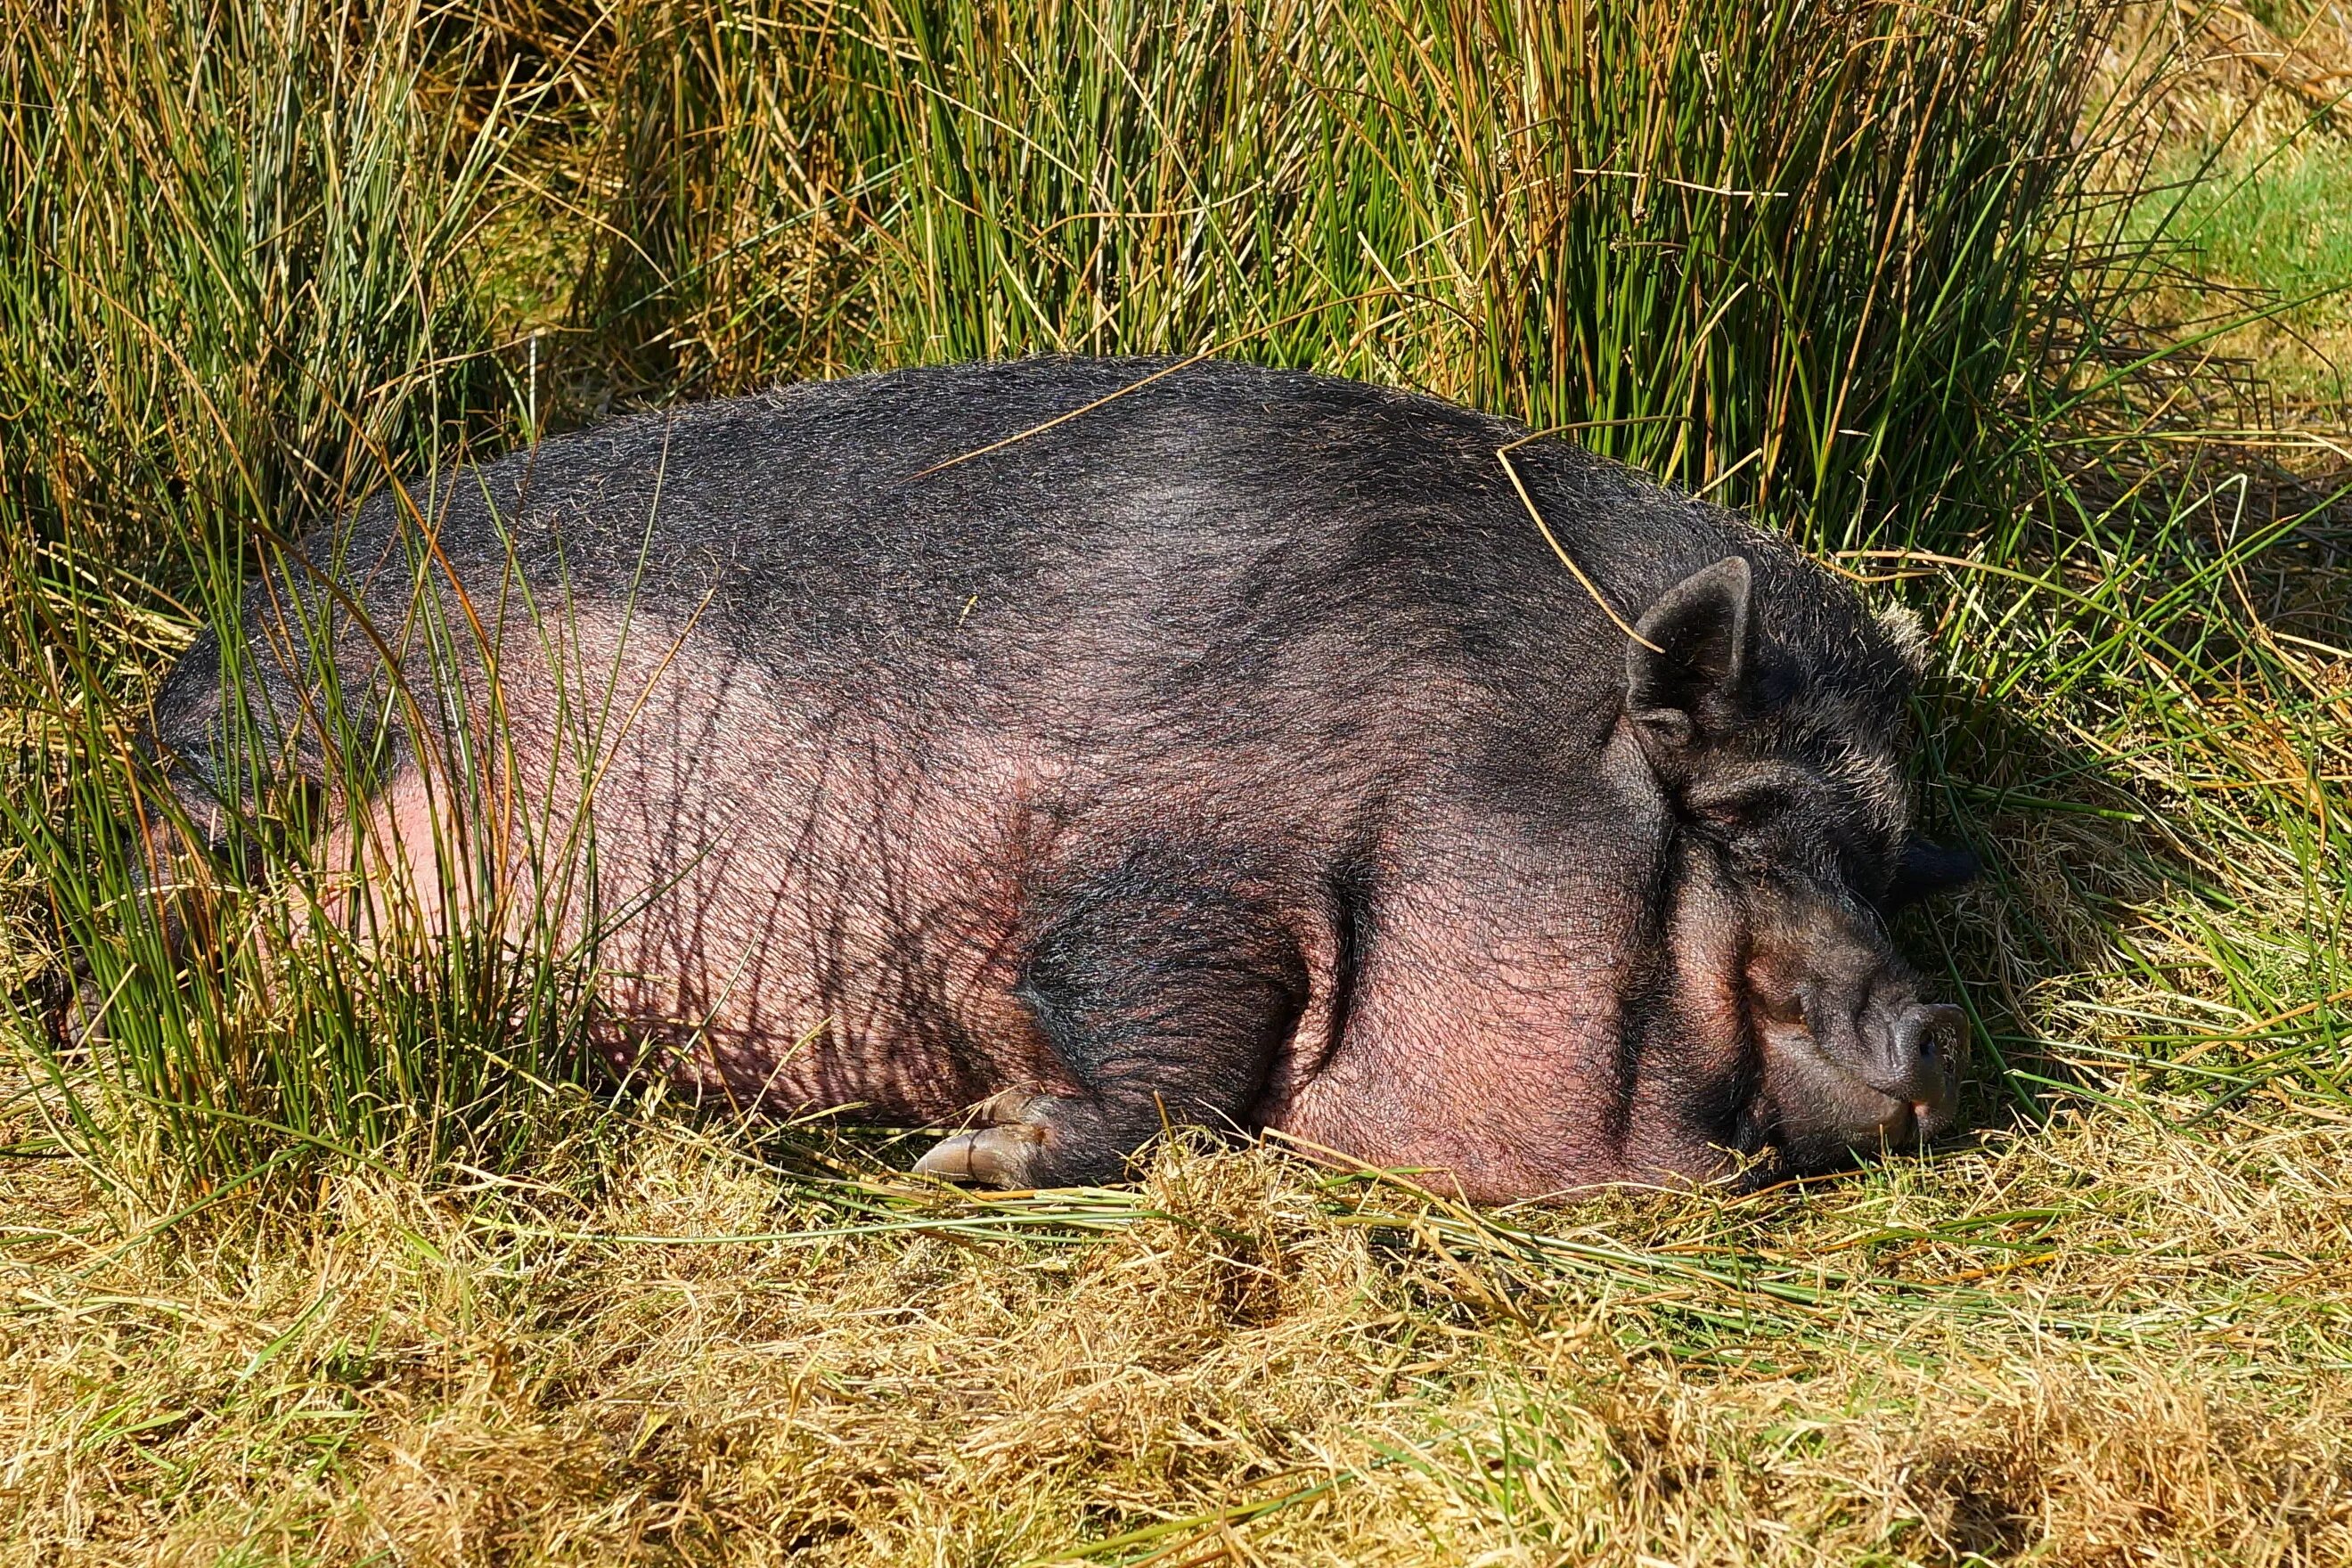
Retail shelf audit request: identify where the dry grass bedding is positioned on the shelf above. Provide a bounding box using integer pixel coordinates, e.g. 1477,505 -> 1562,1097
5,1108 -> 2350,1564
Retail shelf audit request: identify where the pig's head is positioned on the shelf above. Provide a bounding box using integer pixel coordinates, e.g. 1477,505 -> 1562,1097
1623,555 -> 1977,1175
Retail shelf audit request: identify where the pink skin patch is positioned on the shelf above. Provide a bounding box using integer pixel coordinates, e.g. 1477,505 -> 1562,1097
274,608 -> 1946,1203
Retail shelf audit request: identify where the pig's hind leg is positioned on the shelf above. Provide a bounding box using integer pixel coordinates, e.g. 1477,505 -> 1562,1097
915,867 -> 1309,1188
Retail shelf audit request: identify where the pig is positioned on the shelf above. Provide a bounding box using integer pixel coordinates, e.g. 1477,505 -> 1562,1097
143,356 -> 1978,1202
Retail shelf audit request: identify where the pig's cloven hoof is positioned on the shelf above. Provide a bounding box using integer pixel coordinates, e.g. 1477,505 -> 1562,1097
913,1125 -> 1046,1185
914,1090 -> 1053,1187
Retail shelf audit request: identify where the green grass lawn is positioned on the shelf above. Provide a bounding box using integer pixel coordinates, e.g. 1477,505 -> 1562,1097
2146,135 -> 2352,410
3,1 -> 2349,1562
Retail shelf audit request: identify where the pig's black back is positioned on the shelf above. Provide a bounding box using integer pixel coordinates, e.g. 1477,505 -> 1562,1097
163,356 -> 1914,830
326,358 -> 1898,749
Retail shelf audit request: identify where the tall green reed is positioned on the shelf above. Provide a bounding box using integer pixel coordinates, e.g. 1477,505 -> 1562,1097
0,0 -> 612,1200
576,0 -> 2127,545
0,0 -> 517,566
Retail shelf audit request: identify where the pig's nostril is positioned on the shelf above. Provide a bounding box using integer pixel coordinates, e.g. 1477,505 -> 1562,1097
1885,1002 -> 1967,1091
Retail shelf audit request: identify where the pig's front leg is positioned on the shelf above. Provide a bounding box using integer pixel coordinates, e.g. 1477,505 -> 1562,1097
915,862 -> 1310,1188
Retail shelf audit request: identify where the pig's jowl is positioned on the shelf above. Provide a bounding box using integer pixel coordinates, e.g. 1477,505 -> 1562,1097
144,357 -> 1977,1202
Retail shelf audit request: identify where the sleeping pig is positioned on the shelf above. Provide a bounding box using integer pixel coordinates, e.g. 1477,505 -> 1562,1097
143,357 -> 1977,1201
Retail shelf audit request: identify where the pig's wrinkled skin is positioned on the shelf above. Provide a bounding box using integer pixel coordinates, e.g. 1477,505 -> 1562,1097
145,357 -> 1976,1202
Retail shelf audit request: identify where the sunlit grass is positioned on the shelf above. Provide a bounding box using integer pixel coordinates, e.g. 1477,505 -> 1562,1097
2139,135 -> 2352,409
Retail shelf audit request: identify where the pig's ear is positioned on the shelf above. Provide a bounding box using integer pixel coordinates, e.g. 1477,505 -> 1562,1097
1882,837 -> 1980,912
1625,555 -> 1755,749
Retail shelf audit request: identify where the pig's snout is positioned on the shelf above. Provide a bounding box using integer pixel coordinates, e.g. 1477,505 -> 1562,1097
1886,1001 -> 1966,1131
1752,923 -> 1969,1163
1789,980 -> 1964,1139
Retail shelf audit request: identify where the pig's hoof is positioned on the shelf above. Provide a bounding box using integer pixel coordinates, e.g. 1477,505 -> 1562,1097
914,1090 -> 1053,1187
914,1123 -> 1048,1186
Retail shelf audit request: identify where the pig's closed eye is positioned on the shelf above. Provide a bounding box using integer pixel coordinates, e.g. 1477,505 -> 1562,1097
1754,984 -> 1808,1027
1690,790 -> 1776,829
1684,768 -> 1809,830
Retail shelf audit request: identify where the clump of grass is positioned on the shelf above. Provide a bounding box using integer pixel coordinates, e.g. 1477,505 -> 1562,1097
2137,133 -> 2352,410
0,0 -> 602,1205
584,0 -> 2132,544
0,0 -> 521,571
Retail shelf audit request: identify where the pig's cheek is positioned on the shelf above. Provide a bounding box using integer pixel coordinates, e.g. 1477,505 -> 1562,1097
1637,910 -> 1764,1163
1665,870 -> 1755,1081
1755,1049 -> 1860,1170
1757,1026 -> 1917,1166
